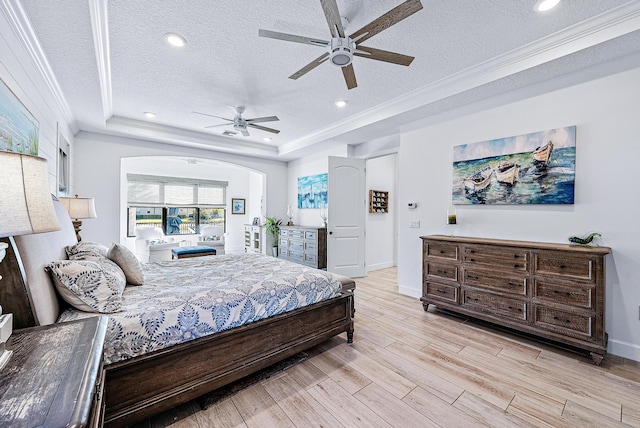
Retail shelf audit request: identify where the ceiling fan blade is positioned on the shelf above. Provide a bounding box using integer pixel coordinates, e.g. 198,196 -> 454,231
341,64 -> 357,90
246,116 -> 279,123
354,45 -> 414,66
289,52 -> 330,80
248,124 -> 281,134
320,0 -> 345,38
240,129 -> 250,137
192,111 -> 233,121
258,29 -> 328,47
204,123 -> 232,128
349,0 -> 423,45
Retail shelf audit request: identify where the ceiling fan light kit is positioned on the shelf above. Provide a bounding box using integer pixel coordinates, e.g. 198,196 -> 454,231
259,0 -> 423,90
329,37 -> 354,66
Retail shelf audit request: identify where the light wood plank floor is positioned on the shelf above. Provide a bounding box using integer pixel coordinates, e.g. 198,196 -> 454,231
143,267 -> 640,427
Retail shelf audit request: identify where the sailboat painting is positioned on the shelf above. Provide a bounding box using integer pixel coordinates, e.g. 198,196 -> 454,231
0,78 -> 39,155
452,126 -> 576,205
298,173 -> 328,209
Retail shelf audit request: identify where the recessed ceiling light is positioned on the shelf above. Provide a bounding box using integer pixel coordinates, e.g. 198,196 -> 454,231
264,137 -> 272,142
335,100 -> 348,108
143,112 -> 156,118
534,0 -> 560,12
164,33 -> 187,47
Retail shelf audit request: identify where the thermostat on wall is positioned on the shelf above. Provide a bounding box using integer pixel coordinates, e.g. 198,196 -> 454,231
408,202 -> 417,209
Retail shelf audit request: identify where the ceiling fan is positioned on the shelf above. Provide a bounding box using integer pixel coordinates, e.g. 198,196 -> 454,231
259,0 -> 423,90
192,106 -> 280,137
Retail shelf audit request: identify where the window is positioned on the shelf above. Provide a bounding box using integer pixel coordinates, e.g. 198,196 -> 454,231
127,174 -> 228,237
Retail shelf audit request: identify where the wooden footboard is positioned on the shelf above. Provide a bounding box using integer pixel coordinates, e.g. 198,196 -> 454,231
103,291 -> 354,427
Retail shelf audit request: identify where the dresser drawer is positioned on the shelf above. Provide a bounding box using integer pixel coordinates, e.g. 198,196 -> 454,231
464,269 -> 527,296
304,230 -> 317,241
286,250 -> 304,263
462,289 -> 527,321
304,253 -> 317,265
425,241 -> 458,260
279,238 -> 288,249
424,281 -> 458,303
304,242 -> 317,252
463,245 -> 529,272
426,261 -> 458,282
279,229 -> 289,237
289,229 -> 305,239
534,251 -> 596,282
533,306 -> 594,339
533,280 -> 594,309
288,240 -> 304,251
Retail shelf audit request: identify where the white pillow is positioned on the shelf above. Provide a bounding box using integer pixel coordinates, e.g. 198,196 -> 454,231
108,243 -> 144,286
46,258 -> 126,313
65,242 -> 109,260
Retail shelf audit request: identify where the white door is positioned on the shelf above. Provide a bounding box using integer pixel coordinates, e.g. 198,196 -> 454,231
327,156 -> 366,277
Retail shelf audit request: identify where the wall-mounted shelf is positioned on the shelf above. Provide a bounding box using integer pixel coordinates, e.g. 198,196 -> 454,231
369,190 -> 389,213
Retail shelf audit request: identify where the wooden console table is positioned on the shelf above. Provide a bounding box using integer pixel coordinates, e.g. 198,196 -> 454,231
421,235 -> 611,364
0,316 -> 108,427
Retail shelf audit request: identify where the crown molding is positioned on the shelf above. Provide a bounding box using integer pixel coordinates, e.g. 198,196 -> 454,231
88,0 -> 112,121
106,116 -> 280,158
0,0 -> 79,134
279,1 -> 640,156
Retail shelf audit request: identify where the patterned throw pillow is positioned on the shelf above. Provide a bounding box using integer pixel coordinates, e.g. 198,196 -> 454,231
108,243 -> 144,286
46,258 -> 126,313
65,242 -> 109,260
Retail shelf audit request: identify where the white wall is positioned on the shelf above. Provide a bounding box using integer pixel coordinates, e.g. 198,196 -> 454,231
0,9 -> 75,192
365,154 -> 398,272
286,146 -> 348,227
121,156 -> 262,254
398,67 -> 640,360
73,131 -> 288,249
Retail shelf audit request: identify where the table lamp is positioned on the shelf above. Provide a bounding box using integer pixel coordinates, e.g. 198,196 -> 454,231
0,151 -> 61,370
59,194 -> 97,241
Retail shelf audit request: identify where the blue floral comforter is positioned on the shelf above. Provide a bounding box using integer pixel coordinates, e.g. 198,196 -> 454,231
58,253 -> 342,365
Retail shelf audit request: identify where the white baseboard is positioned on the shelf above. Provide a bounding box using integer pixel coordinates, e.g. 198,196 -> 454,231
366,261 -> 395,273
608,339 -> 640,362
398,284 -> 421,299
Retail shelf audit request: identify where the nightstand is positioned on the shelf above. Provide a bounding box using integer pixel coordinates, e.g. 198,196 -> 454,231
0,316 -> 108,427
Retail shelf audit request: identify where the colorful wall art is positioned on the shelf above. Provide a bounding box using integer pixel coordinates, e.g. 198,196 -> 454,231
452,126 -> 576,205
297,173 -> 327,208
0,78 -> 39,155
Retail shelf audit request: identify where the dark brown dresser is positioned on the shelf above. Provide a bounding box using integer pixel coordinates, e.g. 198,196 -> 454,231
279,225 -> 327,269
0,316 -> 108,427
421,235 -> 611,364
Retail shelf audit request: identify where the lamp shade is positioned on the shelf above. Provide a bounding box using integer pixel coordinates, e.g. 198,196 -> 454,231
59,195 -> 97,220
0,152 -> 61,238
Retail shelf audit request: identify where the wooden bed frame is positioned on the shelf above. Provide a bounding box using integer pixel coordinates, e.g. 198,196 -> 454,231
0,200 -> 355,427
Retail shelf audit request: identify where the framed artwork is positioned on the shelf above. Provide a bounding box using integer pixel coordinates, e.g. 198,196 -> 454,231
297,173 -> 328,209
452,126 -> 576,205
232,198 -> 246,214
0,78 -> 39,155
252,217 -> 260,225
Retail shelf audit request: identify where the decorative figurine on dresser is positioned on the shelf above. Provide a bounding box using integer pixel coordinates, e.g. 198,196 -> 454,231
421,235 -> 611,364
279,225 -> 327,269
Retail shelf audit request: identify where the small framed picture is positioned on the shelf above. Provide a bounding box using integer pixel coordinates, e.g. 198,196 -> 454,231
252,217 -> 260,225
231,198 -> 245,215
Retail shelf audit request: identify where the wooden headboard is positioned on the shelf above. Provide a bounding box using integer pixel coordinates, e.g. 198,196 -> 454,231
0,199 -> 77,328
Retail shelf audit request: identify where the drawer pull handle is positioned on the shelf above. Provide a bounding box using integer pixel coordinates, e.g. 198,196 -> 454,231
470,258 -> 475,262
469,250 -> 475,254
513,254 -> 519,258
508,282 -> 518,287
513,264 -> 520,268
560,264 -> 566,269
440,250 -> 444,254
436,289 -> 446,294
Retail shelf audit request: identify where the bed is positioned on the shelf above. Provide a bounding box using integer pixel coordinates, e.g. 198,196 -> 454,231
0,200 -> 355,427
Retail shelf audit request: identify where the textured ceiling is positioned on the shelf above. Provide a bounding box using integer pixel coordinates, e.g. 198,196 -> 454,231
18,0 -> 640,160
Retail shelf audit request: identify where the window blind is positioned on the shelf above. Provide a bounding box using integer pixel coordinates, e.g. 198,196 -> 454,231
127,174 -> 227,207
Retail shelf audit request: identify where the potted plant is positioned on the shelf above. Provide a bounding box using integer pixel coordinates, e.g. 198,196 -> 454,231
264,215 -> 282,257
